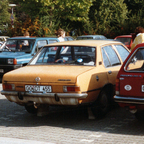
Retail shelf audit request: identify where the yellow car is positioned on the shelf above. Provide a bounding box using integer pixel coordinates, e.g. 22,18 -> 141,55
1,40 -> 130,118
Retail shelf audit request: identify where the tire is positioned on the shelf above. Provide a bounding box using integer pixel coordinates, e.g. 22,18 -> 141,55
91,90 -> 109,119
25,104 -> 38,114
135,110 -> 144,120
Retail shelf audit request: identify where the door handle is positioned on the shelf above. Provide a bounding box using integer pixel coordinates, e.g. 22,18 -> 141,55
96,76 -> 99,81
108,71 -> 112,74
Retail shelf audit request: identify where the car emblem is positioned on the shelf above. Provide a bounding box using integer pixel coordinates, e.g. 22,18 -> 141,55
35,77 -> 41,82
124,85 -> 132,91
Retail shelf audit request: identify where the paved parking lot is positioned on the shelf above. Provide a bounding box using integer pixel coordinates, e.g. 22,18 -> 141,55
0,83 -> 144,144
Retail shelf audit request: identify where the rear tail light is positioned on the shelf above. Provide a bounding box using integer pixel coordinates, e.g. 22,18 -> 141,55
115,78 -> 120,95
63,86 -> 80,92
3,83 -> 15,90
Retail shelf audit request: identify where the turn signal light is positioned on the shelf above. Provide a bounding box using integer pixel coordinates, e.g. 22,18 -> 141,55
63,86 -> 80,92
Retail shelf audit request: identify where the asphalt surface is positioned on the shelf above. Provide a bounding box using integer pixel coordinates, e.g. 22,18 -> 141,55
0,83 -> 144,144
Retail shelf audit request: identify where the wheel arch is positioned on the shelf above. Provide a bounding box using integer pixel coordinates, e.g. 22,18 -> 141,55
22,63 -> 28,66
98,83 -> 115,103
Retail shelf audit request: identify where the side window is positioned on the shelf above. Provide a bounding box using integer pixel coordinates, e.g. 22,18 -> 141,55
37,40 -> 47,48
101,48 -> 111,67
114,45 -> 130,62
102,45 -> 121,67
126,48 -> 144,71
64,38 -> 68,41
68,38 -> 74,41
49,40 -> 58,44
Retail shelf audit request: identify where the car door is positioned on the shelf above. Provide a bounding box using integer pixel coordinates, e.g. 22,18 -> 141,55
101,45 -> 121,84
119,48 -> 144,97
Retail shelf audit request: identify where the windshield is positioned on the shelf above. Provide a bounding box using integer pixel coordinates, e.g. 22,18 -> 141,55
3,39 -> 35,52
29,46 -> 96,66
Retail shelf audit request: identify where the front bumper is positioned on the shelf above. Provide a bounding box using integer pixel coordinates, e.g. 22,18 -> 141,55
1,90 -> 88,105
114,95 -> 144,104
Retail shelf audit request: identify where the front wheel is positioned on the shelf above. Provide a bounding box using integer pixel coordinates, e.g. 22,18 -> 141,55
91,90 -> 109,119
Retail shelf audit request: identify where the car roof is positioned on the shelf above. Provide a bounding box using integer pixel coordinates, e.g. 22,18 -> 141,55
46,40 -> 123,47
115,35 -> 132,38
76,35 -> 107,40
0,36 -> 10,38
77,35 -> 106,37
9,36 -> 73,39
8,37 -> 58,40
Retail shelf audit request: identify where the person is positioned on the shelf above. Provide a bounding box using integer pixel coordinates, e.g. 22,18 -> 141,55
55,28 -> 65,42
131,26 -> 144,51
23,31 -> 30,46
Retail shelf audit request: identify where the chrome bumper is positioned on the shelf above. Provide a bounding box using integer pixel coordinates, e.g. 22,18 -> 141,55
114,95 -> 144,104
1,90 -> 87,98
1,90 -> 88,105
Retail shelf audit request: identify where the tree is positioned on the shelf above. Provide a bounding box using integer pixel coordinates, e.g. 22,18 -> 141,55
124,0 -> 144,16
0,0 -> 10,33
10,0 -> 94,36
89,0 -> 129,37
124,0 -> 144,33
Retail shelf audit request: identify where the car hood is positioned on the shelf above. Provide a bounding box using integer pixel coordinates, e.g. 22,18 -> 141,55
3,65 -> 94,84
0,51 -> 30,57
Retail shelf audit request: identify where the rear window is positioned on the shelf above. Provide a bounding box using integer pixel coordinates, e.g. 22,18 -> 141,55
29,46 -> 96,66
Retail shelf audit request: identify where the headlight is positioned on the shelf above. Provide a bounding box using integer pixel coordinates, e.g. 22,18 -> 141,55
63,86 -> 80,92
3,83 -> 15,90
8,58 -> 17,65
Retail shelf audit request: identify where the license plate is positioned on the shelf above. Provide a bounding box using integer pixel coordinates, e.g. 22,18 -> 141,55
142,85 -> 144,92
0,69 -> 4,73
25,85 -> 52,92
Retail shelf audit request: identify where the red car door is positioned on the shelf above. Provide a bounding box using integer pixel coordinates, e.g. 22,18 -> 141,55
119,47 -> 144,98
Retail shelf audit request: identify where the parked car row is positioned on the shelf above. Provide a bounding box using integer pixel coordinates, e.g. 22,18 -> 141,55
1,39 -> 130,118
0,36 -> 74,77
1,34 -> 144,121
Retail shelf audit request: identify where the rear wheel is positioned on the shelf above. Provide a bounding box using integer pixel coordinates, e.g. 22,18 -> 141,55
91,90 -> 109,119
135,110 -> 144,120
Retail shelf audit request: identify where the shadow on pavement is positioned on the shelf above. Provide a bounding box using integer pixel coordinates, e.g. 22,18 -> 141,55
0,98 -> 144,136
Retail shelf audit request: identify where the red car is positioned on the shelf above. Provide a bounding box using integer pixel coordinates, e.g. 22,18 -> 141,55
114,43 -> 144,120
114,34 -> 135,50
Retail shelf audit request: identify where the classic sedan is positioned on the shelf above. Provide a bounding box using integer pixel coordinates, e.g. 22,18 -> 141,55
1,40 -> 130,118
114,43 -> 144,120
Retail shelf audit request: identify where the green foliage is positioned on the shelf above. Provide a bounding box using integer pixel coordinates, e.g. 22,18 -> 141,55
5,0 -> 144,38
0,0 -> 10,32
89,0 -> 129,37
10,0 -> 93,35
